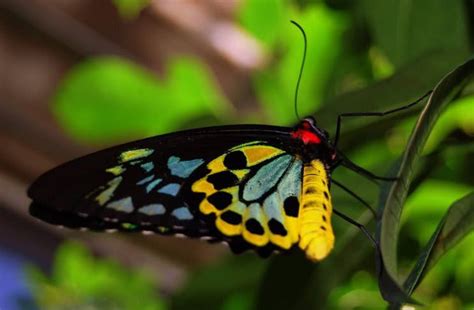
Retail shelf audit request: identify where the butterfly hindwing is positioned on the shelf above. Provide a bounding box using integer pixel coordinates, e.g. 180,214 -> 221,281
191,142 -> 303,251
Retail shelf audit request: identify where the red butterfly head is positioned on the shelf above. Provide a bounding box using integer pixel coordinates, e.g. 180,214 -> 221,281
291,116 -> 338,165
291,116 -> 329,144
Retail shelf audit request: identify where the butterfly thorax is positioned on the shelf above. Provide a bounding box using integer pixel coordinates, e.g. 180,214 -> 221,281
290,117 -> 337,167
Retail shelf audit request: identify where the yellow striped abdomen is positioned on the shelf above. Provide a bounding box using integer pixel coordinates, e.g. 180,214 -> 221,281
298,160 -> 334,262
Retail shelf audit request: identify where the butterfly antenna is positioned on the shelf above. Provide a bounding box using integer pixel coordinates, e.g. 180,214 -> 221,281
291,20 -> 307,121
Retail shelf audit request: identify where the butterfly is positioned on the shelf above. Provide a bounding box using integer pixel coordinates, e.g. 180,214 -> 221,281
28,117 -> 346,261
27,88 -> 432,262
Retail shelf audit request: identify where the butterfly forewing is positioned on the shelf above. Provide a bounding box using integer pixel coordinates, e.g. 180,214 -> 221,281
28,125 -> 305,250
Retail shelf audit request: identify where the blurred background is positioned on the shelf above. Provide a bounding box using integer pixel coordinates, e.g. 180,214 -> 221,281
0,0 -> 473,309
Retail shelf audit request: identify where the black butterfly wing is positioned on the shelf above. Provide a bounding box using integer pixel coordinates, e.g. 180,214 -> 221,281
28,125 -> 296,246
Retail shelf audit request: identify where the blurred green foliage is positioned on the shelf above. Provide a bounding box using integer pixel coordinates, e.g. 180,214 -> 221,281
41,0 -> 474,308
112,0 -> 150,19
172,256 -> 266,310
361,0 -> 469,67
27,242 -> 166,310
53,57 -> 229,144
240,0 -> 348,123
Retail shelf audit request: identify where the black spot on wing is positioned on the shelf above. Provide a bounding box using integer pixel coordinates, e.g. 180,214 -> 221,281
220,210 -> 242,225
245,219 -> 265,235
268,219 -> 287,236
223,151 -> 247,169
283,197 -> 299,217
207,171 -> 239,190
207,192 -> 233,210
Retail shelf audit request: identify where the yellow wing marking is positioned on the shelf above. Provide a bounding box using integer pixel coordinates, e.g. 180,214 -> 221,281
191,144 -> 287,248
242,203 -> 269,246
215,202 -> 245,236
270,229 -> 292,250
106,165 -> 126,176
95,176 -> 123,206
287,217 -> 299,244
119,148 -> 154,163
192,179 -> 215,198
298,160 -> 334,262
241,145 -> 284,166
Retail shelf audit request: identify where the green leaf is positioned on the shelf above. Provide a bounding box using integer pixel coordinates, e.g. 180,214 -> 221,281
360,0 -> 470,67
388,97 -> 474,157
403,192 -> 474,296
376,58 -> 474,292
316,50 -> 469,131
112,0 -> 150,19
53,57 -> 229,144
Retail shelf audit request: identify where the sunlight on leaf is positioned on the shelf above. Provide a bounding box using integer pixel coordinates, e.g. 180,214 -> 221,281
369,47 -> 395,79
402,180 -> 473,243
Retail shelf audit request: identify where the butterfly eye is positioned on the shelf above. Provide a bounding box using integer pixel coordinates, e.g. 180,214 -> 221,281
301,117 -> 317,130
304,116 -> 317,125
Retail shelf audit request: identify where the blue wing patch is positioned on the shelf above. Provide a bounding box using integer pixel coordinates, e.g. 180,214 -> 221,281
106,197 -> 134,213
171,207 -> 194,220
139,204 -> 166,216
243,154 -> 293,201
158,183 -> 181,196
167,156 -> 204,178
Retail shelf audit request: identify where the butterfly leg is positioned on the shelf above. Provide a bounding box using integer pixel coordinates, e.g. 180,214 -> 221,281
333,209 -> 377,247
333,90 -> 432,147
333,209 -> 414,303
335,152 -> 398,182
332,179 -> 377,218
